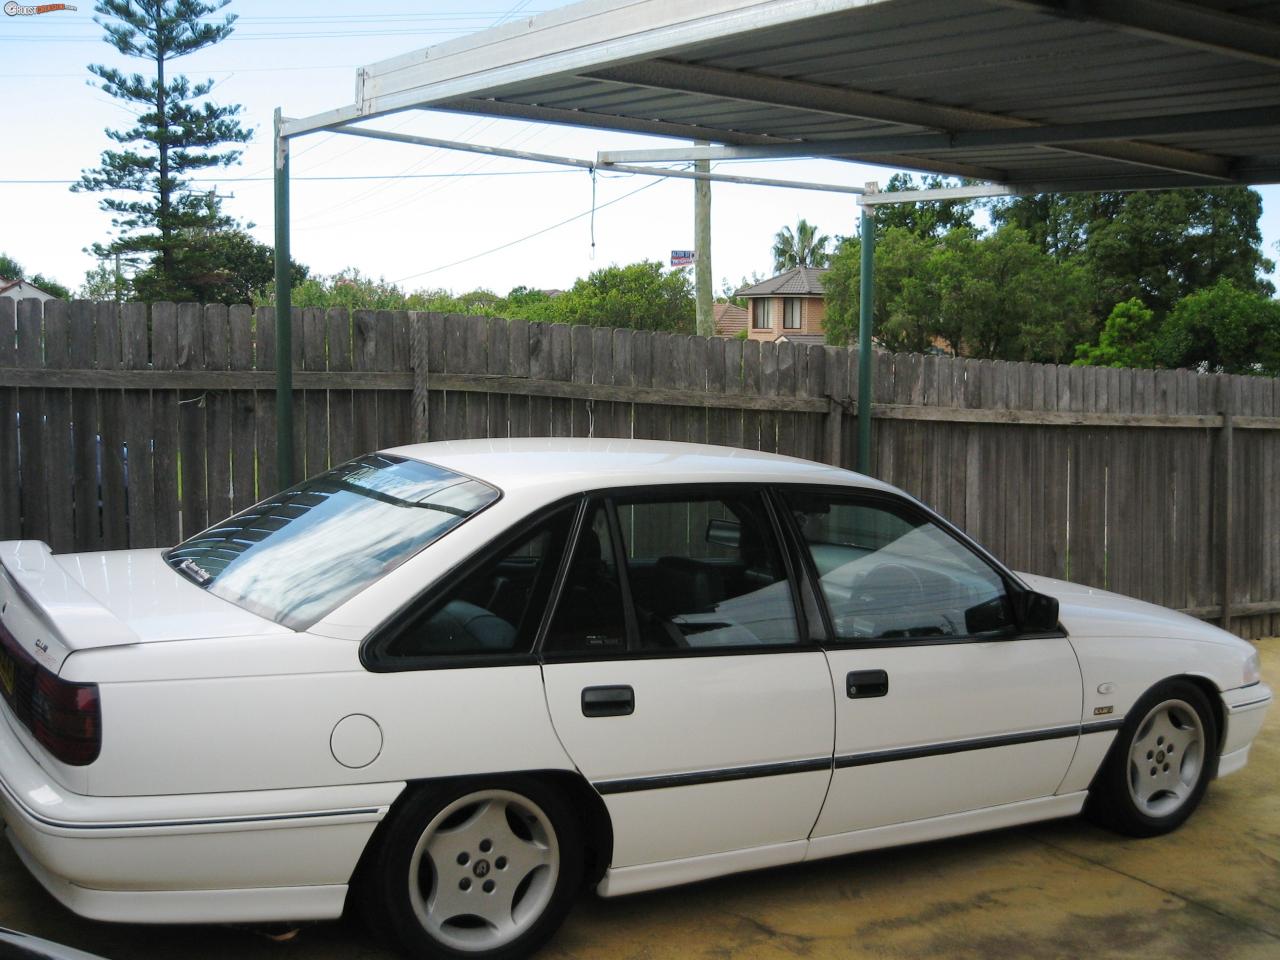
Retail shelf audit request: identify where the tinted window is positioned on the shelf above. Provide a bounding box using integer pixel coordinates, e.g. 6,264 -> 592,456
166,454 -> 498,629
785,491 -> 1014,641
618,492 -> 799,649
543,504 -> 628,653
383,505 -> 574,659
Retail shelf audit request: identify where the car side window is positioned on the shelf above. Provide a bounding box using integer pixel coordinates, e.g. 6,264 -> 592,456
783,490 -> 1015,641
618,491 -> 799,650
381,505 -> 574,659
543,504 -> 628,653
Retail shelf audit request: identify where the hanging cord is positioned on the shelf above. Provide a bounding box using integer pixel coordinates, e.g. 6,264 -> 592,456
589,165 -> 598,260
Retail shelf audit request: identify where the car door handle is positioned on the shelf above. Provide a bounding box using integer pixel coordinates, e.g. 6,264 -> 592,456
847,670 -> 888,699
581,685 -> 635,718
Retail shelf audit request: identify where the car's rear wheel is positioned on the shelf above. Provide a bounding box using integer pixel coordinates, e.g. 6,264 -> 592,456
363,777 -> 583,959
1088,679 -> 1218,837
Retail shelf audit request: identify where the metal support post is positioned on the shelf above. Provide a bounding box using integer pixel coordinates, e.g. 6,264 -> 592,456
273,108 -> 295,489
1219,407 -> 1235,634
856,186 -> 877,475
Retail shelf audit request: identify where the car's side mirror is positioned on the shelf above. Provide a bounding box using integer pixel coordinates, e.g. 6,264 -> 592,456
1016,590 -> 1060,633
706,518 -> 741,549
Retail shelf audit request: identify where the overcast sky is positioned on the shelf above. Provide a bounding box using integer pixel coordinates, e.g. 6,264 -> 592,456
3,0 -> 1278,299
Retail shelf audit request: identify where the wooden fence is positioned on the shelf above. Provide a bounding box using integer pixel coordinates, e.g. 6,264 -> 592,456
2,297 -> 1278,639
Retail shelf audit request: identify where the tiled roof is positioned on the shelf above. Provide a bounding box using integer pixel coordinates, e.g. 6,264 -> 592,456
713,302 -> 748,336
736,266 -> 829,298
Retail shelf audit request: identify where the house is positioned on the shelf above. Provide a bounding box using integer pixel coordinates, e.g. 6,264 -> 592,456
0,278 -> 57,302
735,266 -> 828,343
712,302 -> 747,337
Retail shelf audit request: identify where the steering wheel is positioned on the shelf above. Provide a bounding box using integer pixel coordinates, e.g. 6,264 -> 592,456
852,563 -> 927,609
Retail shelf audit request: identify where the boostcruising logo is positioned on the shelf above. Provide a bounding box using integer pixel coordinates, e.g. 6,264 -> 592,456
5,3 -> 77,14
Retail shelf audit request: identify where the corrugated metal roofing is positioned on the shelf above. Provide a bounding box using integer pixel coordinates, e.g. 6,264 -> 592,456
306,0 -> 1280,194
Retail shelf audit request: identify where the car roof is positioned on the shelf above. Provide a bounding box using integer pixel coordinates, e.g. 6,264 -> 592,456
382,438 -> 895,497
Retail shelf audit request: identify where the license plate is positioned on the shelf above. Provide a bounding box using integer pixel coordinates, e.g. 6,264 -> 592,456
0,651 -> 14,698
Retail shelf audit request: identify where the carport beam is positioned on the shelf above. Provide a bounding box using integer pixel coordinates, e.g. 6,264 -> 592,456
274,109 -> 295,490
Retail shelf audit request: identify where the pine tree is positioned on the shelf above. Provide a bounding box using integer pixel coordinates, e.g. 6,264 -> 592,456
73,1 -> 252,301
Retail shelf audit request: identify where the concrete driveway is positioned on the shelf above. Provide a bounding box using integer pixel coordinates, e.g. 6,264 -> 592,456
2,639 -> 1276,960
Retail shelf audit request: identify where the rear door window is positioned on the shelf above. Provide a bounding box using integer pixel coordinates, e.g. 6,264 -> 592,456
375,504 -> 575,663
544,490 -> 800,654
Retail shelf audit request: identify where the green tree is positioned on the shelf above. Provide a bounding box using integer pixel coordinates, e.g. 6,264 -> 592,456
504,286 -> 553,311
990,188 -> 1274,316
823,225 -> 1091,362
771,219 -> 831,273
284,269 -> 412,311
132,229 -> 307,304
1073,298 -> 1159,369
872,173 -> 976,238
73,0 -> 252,301
1154,279 -> 1280,375
28,274 -> 73,301
949,226 -> 1091,362
526,261 -> 694,331
0,253 -> 72,299
988,192 -> 1114,261
80,263 -> 127,301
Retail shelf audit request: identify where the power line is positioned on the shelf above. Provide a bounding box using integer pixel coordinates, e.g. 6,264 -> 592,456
392,175 -> 670,285
0,27 -> 524,41
51,10 -> 552,22
0,170 -> 577,185
0,64 -> 359,78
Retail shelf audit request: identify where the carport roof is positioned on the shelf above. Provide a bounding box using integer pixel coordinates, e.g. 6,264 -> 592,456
283,0 -> 1280,194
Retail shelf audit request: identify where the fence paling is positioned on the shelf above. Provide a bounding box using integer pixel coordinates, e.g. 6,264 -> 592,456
1,299 -> 1277,640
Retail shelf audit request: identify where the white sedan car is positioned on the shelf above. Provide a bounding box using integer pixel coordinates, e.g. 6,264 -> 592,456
0,439 -> 1270,959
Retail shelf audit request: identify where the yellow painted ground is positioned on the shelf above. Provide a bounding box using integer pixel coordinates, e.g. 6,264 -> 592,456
0,640 -> 1275,960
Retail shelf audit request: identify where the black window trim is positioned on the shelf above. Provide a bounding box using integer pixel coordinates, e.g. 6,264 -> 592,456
769,483 -> 1068,649
537,482 -> 818,663
359,478 -> 1068,673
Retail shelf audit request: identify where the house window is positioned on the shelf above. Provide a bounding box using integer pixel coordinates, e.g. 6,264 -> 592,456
752,299 -> 772,329
783,298 -> 802,329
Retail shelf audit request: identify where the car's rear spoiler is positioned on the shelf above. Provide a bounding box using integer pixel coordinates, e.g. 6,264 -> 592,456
0,541 -> 139,672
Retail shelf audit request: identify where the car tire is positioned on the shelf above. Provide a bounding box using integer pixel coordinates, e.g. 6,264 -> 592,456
361,776 -> 583,959
1087,679 -> 1219,838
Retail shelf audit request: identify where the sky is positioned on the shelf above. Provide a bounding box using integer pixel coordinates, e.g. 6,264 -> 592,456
2,0 -> 1278,299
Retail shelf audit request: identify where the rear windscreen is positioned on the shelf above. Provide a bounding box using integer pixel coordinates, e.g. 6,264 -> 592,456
165,454 -> 499,629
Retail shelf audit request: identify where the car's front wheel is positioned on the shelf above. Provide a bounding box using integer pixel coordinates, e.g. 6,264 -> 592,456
363,777 -> 583,959
1089,679 -> 1218,837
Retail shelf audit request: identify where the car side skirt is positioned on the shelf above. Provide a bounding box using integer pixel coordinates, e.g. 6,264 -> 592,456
597,792 -> 1088,898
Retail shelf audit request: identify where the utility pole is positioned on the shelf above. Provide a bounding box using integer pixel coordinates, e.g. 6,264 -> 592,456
694,140 -> 713,336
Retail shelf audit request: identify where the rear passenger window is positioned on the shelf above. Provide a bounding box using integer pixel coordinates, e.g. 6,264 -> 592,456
543,504 -> 628,653
381,505 -> 574,659
618,492 -> 799,650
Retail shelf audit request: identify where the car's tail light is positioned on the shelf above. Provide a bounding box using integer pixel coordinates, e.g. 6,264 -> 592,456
0,620 -> 100,766
31,671 -> 101,765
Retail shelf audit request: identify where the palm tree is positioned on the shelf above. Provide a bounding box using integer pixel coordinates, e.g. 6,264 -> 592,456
771,219 -> 832,273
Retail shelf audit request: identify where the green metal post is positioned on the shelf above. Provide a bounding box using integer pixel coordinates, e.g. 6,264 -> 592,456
273,109 -> 294,489
857,205 -> 875,474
